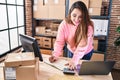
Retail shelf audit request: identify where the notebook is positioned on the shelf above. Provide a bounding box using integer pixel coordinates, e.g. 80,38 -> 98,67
78,61 -> 115,75
43,57 -> 68,71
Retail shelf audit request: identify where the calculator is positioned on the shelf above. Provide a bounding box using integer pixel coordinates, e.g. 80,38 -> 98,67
63,68 -> 75,75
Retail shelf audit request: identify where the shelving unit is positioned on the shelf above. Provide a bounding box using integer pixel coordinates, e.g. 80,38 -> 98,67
90,0 -> 112,60
103,0 -> 112,60
32,0 -> 112,58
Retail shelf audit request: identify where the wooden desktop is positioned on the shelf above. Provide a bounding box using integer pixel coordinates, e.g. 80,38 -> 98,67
0,54 -> 113,80
38,62 -> 113,80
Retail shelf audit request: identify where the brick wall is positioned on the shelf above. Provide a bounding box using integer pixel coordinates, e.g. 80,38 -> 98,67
106,0 -> 120,69
25,0 -> 32,36
25,0 -> 120,69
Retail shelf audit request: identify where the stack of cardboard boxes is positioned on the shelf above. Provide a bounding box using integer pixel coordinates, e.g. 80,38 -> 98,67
93,39 -> 98,51
89,0 -> 102,15
35,23 -> 59,36
34,36 -> 52,55
36,26 -> 46,34
4,53 -> 39,80
34,0 -> 65,19
69,0 -> 89,9
34,0 -> 103,19
34,0 -> 49,19
35,36 -> 52,49
69,0 -> 102,16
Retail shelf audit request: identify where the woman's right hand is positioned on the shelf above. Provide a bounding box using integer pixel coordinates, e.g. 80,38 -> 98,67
49,56 -> 57,63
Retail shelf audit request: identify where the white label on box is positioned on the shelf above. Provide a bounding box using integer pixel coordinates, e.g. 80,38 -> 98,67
36,27 -> 39,33
33,5 -> 37,11
34,0 -> 38,5
45,0 -> 48,4
89,8 -> 93,14
54,0 -> 59,4
4,67 -> 16,80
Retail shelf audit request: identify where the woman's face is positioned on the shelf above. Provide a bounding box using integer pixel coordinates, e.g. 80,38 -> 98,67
70,8 -> 82,26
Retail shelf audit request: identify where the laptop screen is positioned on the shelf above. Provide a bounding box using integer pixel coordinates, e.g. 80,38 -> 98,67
77,61 -> 115,75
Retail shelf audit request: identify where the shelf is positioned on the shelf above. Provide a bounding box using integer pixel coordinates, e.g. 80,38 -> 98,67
34,16 -> 110,20
94,35 -> 106,40
36,34 -> 106,40
33,18 -> 63,21
40,47 -> 53,50
91,16 -> 110,19
93,50 -> 105,54
35,34 -> 56,38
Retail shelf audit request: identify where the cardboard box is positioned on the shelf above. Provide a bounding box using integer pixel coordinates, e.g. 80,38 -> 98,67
69,0 -> 89,9
45,0 -> 65,5
42,37 -> 52,48
4,62 -> 39,80
40,49 -> 52,55
43,37 -> 52,43
36,26 -> 46,34
34,5 -> 49,19
34,0 -> 65,19
37,0 -> 44,6
45,29 -> 53,35
4,53 -> 35,67
34,36 -> 43,43
50,23 -> 59,31
39,0 -> 49,6
53,38 -> 56,45
89,0 -> 102,8
90,53 -> 104,61
4,53 -> 39,80
51,31 -> 58,36
34,11 -> 39,18
16,63 -> 39,80
89,0 -> 102,16
49,5 -> 65,19
89,7 -> 101,16
93,39 -> 98,51
43,42 -> 52,48
38,0 -> 65,6
35,36 -> 43,47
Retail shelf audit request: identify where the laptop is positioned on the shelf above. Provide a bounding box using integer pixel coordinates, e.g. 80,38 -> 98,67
78,61 -> 115,75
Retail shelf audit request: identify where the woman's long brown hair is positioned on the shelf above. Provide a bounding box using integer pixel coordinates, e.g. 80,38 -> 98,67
65,1 -> 93,47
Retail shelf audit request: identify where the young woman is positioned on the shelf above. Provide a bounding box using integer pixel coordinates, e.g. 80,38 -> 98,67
49,1 -> 94,69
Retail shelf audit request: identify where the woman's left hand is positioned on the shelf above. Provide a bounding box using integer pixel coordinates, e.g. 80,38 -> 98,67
65,60 -> 76,70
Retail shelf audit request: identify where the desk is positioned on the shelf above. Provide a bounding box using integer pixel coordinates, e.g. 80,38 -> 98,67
0,54 -> 113,80
38,54 -> 113,80
38,62 -> 113,80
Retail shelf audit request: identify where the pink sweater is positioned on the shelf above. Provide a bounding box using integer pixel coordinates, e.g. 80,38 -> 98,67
53,20 -> 94,65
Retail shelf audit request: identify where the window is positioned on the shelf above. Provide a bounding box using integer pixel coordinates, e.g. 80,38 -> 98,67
0,0 -> 25,56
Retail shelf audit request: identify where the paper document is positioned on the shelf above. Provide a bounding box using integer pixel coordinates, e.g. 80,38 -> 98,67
91,19 -> 108,36
4,67 -> 16,80
44,57 -> 68,71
